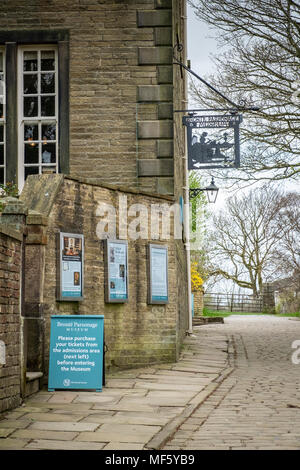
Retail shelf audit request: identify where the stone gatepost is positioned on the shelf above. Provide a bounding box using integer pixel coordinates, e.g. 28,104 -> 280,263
262,283 -> 275,314
192,289 -> 204,316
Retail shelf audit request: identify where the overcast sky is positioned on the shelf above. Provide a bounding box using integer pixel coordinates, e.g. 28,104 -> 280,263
187,4 -> 219,77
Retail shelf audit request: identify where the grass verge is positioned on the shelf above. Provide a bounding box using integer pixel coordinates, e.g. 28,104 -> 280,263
203,308 -> 300,318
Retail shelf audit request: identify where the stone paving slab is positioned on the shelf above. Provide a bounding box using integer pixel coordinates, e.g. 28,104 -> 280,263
0,328 -> 230,450
164,316 -> 300,450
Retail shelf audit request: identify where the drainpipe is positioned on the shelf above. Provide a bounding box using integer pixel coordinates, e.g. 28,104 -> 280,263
182,0 -> 193,335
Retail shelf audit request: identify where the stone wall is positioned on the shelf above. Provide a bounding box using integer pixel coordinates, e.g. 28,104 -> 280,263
20,174 -> 189,380
193,290 -> 204,316
0,0 -> 187,197
0,227 -> 23,413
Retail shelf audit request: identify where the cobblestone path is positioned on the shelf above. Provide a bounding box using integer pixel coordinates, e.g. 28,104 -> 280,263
163,315 -> 300,450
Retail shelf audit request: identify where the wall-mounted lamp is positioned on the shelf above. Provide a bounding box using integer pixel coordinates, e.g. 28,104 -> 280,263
189,177 -> 219,204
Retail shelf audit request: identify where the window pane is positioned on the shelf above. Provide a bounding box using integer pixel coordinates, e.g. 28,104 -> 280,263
24,97 -> 38,117
0,52 -> 3,72
0,103 -> 3,119
41,73 -> 55,94
0,125 -> 3,142
42,123 -> 56,141
25,143 -> 39,164
24,74 -> 38,94
0,167 -> 4,184
24,124 -> 38,141
0,145 -> 4,166
25,166 -> 39,180
42,166 -> 56,174
41,96 -> 55,116
24,51 -> 38,72
41,51 -> 55,71
42,143 -> 56,163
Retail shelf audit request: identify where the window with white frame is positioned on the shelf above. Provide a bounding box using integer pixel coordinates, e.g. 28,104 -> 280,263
18,46 -> 58,189
0,48 -> 5,185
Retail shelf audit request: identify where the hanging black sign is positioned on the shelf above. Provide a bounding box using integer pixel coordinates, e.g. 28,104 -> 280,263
183,114 -> 242,170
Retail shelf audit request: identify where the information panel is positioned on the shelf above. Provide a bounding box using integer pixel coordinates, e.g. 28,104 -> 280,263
58,232 -> 84,301
105,240 -> 128,303
48,315 -> 104,392
148,244 -> 168,304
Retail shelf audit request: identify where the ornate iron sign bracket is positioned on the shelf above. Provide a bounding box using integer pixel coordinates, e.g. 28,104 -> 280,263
173,42 -> 260,170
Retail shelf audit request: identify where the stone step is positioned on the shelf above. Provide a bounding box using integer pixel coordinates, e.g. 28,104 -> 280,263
193,317 -> 224,326
25,372 -> 43,398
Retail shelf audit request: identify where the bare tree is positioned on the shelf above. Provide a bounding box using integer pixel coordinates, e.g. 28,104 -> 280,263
188,0 -> 300,183
208,185 -> 289,296
272,192 -> 300,287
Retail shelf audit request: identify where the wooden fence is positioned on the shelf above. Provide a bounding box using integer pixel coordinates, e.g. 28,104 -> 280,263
204,292 -> 263,313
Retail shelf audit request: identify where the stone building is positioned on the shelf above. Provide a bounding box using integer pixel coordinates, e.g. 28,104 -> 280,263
0,0 -> 190,413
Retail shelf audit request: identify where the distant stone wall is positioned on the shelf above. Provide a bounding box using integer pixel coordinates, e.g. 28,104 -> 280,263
0,227 -> 23,413
193,290 -> 204,316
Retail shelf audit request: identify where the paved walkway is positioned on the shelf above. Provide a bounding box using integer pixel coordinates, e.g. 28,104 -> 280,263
164,316 -> 300,450
1,315 -> 300,450
0,326 -> 231,450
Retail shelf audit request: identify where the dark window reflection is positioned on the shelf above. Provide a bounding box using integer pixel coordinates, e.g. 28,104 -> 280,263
42,143 -> 56,163
41,51 -> 55,71
24,97 -> 38,117
24,74 -> 38,94
25,166 -> 39,180
42,123 -> 56,141
24,124 -> 38,141
23,52 -> 38,72
25,143 -> 39,164
41,73 -> 55,94
0,145 -> 4,166
41,96 -> 55,116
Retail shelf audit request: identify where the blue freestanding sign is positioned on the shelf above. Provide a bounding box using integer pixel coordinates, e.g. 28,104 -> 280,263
48,315 -> 104,392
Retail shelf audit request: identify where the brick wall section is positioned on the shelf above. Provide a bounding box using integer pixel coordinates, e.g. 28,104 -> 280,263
0,230 -> 22,413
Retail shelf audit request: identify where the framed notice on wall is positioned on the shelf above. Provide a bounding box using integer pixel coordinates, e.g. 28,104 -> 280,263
105,240 -> 128,303
148,244 -> 168,304
57,232 -> 84,301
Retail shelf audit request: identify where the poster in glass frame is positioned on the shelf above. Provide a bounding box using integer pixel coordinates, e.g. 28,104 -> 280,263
148,243 -> 169,305
104,239 -> 129,303
57,232 -> 84,301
